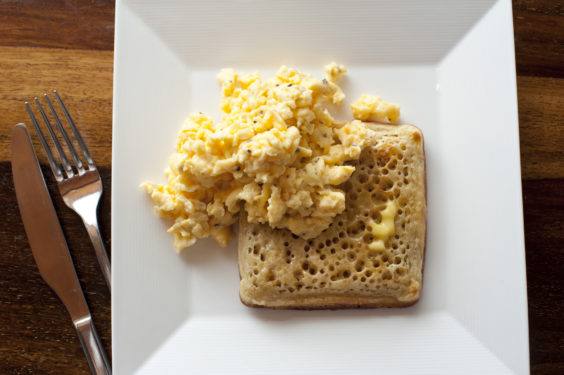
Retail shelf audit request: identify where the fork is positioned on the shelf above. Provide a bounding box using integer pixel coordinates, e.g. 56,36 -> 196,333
25,91 -> 111,293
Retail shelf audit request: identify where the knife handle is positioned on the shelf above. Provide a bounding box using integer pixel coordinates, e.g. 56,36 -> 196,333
74,316 -> 112,375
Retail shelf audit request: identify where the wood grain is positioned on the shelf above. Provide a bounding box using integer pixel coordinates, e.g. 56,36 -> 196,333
0,46 -> 114,167
0,0 -> 562,374
523,178 -> 564,375
517,76 -> 564,179
513,0 -> 564,78
0,0 -> 114,50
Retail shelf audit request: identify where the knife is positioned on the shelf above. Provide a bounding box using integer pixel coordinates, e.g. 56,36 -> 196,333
11,123 -> 111,375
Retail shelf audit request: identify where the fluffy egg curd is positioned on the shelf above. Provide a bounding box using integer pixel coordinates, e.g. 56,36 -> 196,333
351,94 -> 400,122
142,64 -> 400,251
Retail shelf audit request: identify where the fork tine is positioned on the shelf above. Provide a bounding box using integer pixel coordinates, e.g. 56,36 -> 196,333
43,94 -> 85,174
34,97 -> 75,179
25,102 -> 65,182
54,90 -> 95,168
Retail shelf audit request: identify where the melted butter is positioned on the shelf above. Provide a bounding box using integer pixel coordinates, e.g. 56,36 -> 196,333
368,200 -> 398,251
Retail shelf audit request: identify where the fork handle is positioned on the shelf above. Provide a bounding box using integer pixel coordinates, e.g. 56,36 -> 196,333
75,315 -> 112,375
83,219 -> 112,292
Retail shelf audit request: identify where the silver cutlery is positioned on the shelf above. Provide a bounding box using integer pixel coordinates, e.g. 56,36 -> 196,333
25,91 -> 111,292
11,123 -> 111,375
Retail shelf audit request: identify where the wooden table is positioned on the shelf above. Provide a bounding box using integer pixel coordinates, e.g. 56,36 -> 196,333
0,1 -> 562,374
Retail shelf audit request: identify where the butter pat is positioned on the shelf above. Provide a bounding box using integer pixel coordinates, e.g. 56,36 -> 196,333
368,200 -> 398,251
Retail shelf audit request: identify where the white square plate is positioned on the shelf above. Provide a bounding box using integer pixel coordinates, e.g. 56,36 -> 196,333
112,0 -> 529,374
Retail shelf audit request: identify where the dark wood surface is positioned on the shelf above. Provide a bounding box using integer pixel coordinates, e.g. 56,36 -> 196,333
0,0 -> 562,374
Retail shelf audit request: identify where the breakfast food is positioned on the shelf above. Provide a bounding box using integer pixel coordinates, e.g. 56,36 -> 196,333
141,63 -> 427,309
142,64 -> 400,251
351,95 -> 400,122
238,123 -> 426,308
324,62 -> 347,81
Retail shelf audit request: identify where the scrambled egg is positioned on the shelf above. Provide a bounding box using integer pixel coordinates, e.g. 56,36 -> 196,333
324,62 -> 347,82
351,94 -> 400,122
142,64 -> 400,251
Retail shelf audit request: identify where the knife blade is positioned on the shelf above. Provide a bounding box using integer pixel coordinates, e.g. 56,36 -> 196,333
11,123 -> 111,375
